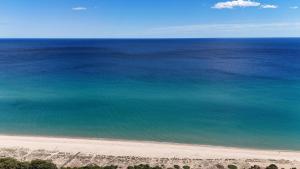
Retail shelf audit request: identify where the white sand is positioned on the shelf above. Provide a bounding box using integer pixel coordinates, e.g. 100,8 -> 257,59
0,135 -> 300,161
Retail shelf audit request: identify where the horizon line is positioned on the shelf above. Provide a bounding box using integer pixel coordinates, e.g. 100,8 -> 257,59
0,37 -> 300,40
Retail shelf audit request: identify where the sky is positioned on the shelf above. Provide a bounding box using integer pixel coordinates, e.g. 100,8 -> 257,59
0,0 -> 299,38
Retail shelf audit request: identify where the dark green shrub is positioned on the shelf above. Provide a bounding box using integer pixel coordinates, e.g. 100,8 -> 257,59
0,158 -> 29,169
80,166 -> 103,169
216,164 -> 225,169
102,166 -> 117,169
228,165 -> 238,169
17,162 -> 30,169
0,158 -> 20,169
182,166 -> 190,169
29,160 -> 57,169
135,164 -> 150,169
173,165 -> 180,169
152,166 -> 162,169
266,164 -> 278,169
249,165 -> 261,169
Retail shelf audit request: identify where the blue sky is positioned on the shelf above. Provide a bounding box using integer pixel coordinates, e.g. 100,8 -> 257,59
0,0 -> 299,38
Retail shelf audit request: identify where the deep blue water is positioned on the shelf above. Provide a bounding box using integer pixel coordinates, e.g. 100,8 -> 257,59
0,38 -> 300,150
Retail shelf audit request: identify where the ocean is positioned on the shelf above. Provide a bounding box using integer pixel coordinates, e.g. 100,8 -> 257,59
0,38 -> 300,150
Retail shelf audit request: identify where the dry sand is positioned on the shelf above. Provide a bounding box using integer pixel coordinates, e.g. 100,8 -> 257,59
1,135 -> 300,168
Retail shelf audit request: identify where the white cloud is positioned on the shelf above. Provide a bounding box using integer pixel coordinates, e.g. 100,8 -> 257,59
261,4 -> 278,9
290,6 -> 299,9
72,7 -> 87,11
212,0 -> 260,9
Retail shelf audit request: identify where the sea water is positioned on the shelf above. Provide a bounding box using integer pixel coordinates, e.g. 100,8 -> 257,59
0,38 -> 300,150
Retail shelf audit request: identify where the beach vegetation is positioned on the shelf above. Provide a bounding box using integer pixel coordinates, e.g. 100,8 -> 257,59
63,165 -> 118,169
0,158 -> 57,169
215,164 -> 225,169
103,166 -> 118,169
228,164 -> 238,169
249,165 -> 261,169
173,165 -> 180,169
0,158 -> 295,169
29,160 -> 57,169
266,164 -> 278,169
127,164 -> 163,169
0,158 -> 29,169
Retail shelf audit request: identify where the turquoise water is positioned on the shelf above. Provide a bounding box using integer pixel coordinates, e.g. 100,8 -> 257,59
0,39 -> 300,150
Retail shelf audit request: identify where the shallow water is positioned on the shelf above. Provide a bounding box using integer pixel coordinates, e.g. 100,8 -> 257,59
0,38 -> 300,150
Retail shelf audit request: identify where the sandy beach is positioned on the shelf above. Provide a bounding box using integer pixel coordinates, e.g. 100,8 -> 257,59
0,135 -> 300,160
1,135 -> 300,168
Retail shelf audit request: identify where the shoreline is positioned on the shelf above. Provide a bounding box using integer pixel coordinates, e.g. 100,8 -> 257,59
1,133 -> 298,153
1,134 -> 300,161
